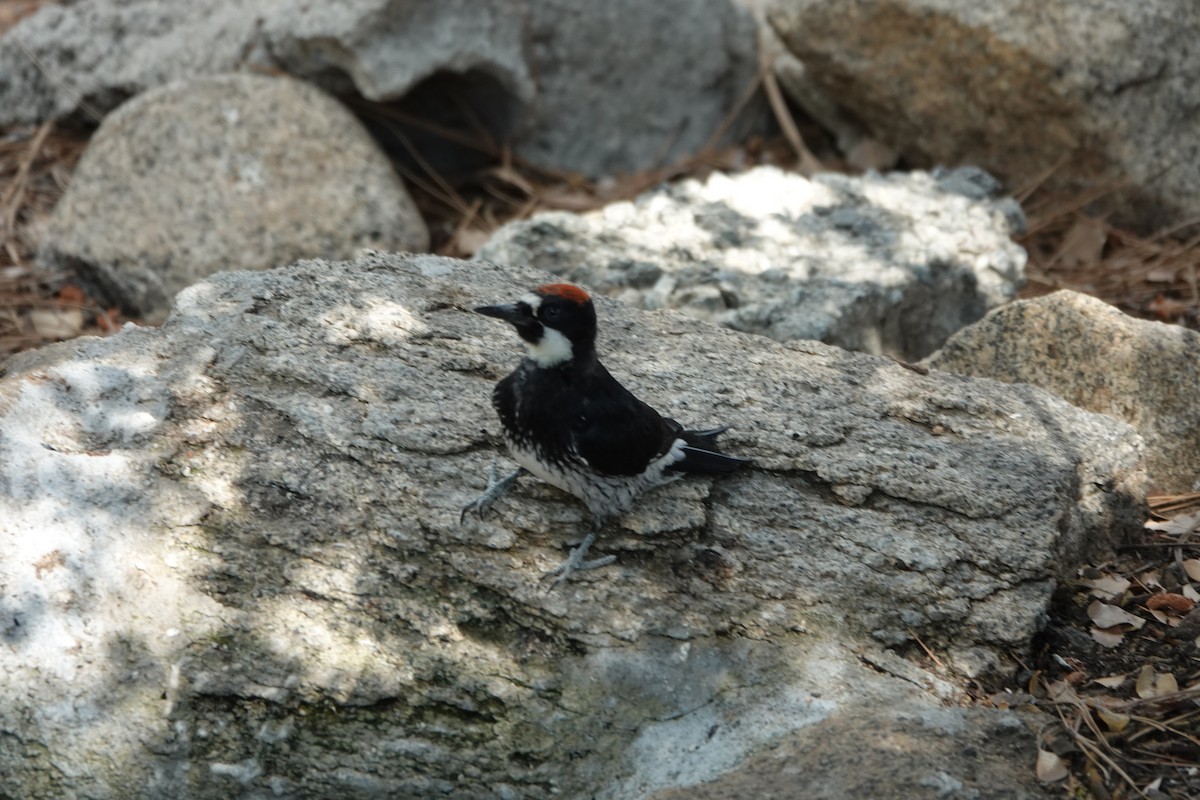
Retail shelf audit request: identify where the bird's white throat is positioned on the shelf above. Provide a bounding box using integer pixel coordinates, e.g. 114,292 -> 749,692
525,326 -> 574,367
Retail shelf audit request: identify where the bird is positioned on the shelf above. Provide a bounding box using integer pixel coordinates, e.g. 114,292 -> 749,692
461,282 -> 750,585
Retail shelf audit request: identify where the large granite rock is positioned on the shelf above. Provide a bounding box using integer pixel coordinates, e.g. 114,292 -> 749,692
927,290 -> 1200,494
480,166 -> 1027,360
769,0 -> 1200,231
649,702 -> 1043,799
0,0 -> 763,177
37,72 -> 429,321
0,253 -> 1143,798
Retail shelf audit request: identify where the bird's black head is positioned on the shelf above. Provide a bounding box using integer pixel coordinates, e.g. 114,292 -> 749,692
475,283 -> 597,367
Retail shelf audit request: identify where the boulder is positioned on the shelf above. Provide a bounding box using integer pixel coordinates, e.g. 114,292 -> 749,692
768,0 -> 1200,231
0,253 -> 1143,798
0,0 -> 763,177
648,702 -> 1046,799
37,73 -> 429,322
479,166 -> 1027,360
927,290 -> 1200,493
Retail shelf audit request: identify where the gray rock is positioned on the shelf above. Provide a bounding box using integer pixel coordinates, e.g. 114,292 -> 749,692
514,0 -> 763,175
37,73 -> 429,322
0,0 -> 764,177
265,0 -> 535,107
479,165 -> 1027,360
926,290 -> 1200,494
0,253 -> 1142,798
649,702 -> 1047,799
768,0 -> 1200,231
0,0 -> 534,125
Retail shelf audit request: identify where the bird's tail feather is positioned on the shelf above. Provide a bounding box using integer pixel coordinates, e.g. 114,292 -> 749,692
685,425 -> 730,444
671,426 -> 751,474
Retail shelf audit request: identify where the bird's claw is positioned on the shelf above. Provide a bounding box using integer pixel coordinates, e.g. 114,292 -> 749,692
459,497 -> 487,524
541,531 -> 616,590
460,458 -> 524,524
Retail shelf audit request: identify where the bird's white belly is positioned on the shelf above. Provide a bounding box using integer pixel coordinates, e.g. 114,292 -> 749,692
504,436 -> 684,519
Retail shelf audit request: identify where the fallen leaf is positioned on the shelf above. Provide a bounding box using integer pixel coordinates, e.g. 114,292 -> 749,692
1145,512 -> 1200,536
1090,628 -> 1124,648
1087,600 -> 1146,630
1036,749 -> 1069,782
1,265 -> 31,280
1138,569 -> 1164,590
1146,593 -> 1195,613
1145,268 -> 1177,283
1184,559 -> 1200,582
1134,665 -> 1178,699
1184,583 -> 1200,602
1093,675 -> 1126,689
1097,708 -> 1130,732
1058,217 -> 1107,268
1046,681 -> 1079,703
97,307 -> 123,333
539,187 -> 603,211
1148,294 -> 1191,321
845,139 -> 898,172
29,307 -> 84,340
58,284 -> 86,306
448,227 -> 493,257
1136,664 -> 1156,698
1083,574 -> 1130,598
1152,609 -> 1182,627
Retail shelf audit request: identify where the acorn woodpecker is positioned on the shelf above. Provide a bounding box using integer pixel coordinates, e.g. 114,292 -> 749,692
463,282 -> 750,585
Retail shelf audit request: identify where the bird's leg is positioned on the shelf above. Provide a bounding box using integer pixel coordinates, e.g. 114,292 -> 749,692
460,457 -> 526,523
542,517 -> 616,589
654,472 -> 684,491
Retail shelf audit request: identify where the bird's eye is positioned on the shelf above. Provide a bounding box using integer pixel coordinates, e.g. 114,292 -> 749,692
543,306 -> 561,321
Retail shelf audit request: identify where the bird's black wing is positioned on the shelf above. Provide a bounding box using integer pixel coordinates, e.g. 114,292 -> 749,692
573,365 -> 679,476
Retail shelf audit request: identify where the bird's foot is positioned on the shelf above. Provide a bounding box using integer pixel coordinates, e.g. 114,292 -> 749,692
460,459 -> 526,523
541,531 -> 616,589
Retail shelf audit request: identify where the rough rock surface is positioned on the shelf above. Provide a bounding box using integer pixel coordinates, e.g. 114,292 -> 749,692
0,253 -> 1142,798
37,73 -> 429,322
479,166 -> 1027,360
513,0 -> 761,175
0,0 -> 762,177
649,702 -> 1043,799
927,290 -> 1200,494
768,0 -> 1200,231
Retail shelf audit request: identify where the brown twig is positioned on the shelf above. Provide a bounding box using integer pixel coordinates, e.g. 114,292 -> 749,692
1043,682 -> 1148,798
1012,154 -> 1069,204
1124,711 -> 1200,750
1110,683 -> 1200,712
906,629 -> 945,668
755,28 -> 821,176
1,120 -> 54,236
1149,493 -> 1200,515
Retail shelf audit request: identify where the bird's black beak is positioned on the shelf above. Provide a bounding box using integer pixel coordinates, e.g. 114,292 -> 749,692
474,303 -> 532,325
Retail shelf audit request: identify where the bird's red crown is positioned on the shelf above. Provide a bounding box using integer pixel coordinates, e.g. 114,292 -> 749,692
536,283 -> 591,305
